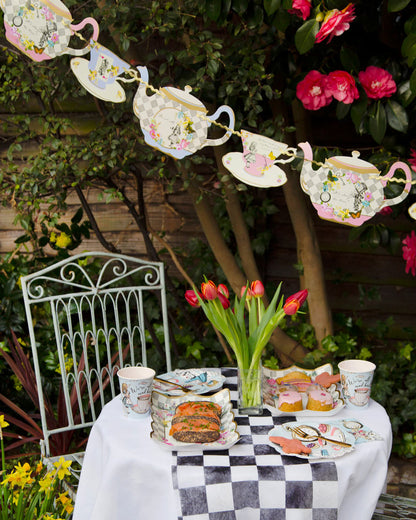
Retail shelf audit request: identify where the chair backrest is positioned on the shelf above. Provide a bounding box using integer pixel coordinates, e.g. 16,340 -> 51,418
20,252 -> 171,458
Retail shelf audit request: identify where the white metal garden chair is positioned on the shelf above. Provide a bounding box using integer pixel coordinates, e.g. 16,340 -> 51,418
20,251 -> 171,486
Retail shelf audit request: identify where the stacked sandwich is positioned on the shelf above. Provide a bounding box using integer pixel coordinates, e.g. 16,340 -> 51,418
169,401 -> 222,443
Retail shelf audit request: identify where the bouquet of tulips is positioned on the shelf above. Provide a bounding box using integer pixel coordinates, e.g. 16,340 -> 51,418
0,416 -> 74,520
185,279 -> 308,410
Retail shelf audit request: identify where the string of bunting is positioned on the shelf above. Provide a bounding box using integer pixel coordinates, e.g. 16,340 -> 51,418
2,0 -> 415,226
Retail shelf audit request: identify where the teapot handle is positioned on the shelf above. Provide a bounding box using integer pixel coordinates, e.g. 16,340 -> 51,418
379,162 -> 413,209
68,18 -> 100,56
201,106 -> 235,149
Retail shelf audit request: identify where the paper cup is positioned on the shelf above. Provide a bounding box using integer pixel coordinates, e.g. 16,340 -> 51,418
338,359 -> 376,409
117,366 -> 155,417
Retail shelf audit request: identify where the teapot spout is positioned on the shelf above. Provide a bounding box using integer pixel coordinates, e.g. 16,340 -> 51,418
298,141 -> 313,162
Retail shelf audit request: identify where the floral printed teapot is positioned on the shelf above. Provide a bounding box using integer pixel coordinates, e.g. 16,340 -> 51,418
1,0 -> 99,61
298,141 -> 412,226
133,66 -> 235,159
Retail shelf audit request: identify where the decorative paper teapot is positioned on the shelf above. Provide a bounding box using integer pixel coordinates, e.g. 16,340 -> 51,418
1,0 -> 99,61
298,141 -> 412,226
133,66 -> 235,159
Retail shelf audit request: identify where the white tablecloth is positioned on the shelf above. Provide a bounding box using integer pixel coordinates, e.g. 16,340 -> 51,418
73,379 -> 392,520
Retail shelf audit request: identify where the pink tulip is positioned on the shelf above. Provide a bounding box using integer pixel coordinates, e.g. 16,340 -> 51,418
283,289 -> 308,315
218,284 -> 230,299
185,289 -> 201,307
201,280 -> 218,300
315,3 -> 356,44
240,285 -> 253,300
358,66 -> 396,100
296,70 -> 333,111
250,280 -> 265,298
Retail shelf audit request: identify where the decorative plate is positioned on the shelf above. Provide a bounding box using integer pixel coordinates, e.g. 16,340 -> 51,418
268,421 -> 355,459
153,368 -> 226,395
263,364 -> 345,417
150,388 -> 240,451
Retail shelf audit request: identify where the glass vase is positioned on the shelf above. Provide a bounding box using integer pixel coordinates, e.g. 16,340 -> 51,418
237,365 -> 263,415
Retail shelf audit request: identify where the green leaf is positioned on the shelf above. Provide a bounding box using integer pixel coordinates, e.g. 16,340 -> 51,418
264,0 -> 280,16
232,0 -> 249,15
14,234 -> 31,244
295,19 -> 319,55
388,0 -> 411,12
340,46 -> 360,72
385,99 -> 408,133
206,0 -> 222,20
336,101 -> 350,120
368,102 -> 387,144
350,94 -> 368,133
410,69 -> 416,94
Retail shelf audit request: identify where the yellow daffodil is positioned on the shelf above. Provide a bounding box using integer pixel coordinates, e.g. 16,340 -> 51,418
38,473 -> 54,493
0,415 -> 9,428
36,460 -> 43,474
53,456 -> 72,480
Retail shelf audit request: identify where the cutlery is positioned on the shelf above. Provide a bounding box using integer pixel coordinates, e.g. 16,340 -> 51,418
288,425 -> 352,448
153,377 -> 191,392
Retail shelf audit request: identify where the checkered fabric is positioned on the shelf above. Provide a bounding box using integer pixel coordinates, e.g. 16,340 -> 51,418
172,368 -> 338,520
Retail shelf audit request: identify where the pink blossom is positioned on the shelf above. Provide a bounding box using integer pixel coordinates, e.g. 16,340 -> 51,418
402,230 -> 416,276
325,71 -> 359,104
358,66 -> 397,100
378,206 -> 393,216
408,149 -> 416,173
288,0 -> 312,21
296,70 -> 332,111
316,3 -> 356,44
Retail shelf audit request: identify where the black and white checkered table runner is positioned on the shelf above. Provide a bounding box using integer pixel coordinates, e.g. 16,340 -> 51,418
172,368 -> 338,520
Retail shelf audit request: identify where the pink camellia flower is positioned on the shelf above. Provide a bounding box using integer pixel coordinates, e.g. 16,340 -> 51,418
296,70 -> 333,111
288,0 -> 312,21
315,3 -> 356,44
250,280 -> 265,298
218,292 -> 231,309
201,280 -> 218,300
378,206 -> 393,216
217,284 -> 229,298
408,149 -> 416,173
283,289 -> 308,315
325,70 -> 359,104
358,66 -> 397,99
185,289 -> 202,307
402,230 -> 416,277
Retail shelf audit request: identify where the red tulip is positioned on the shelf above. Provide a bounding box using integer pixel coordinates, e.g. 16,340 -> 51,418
201,280 -> 218,300
217,283 -> 229,298
218,292 -> 230,309
283,289 -> 308,315
240,285 -> 253,300
185,289 -> 201,307
250,280 -> 264,298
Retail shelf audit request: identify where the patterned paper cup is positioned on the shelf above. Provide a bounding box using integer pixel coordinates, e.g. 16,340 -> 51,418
117,366 -> 155,417
338,360 -> 376,409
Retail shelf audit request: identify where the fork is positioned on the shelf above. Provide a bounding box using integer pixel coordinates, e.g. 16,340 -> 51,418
289,425 -> 352,448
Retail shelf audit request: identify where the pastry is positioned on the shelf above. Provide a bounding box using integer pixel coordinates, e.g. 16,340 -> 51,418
314,372 -> 341,388
306,389 -> 333,412
169,401 -> 222,443
269,436 -> 312,455
277,390 -> 303,412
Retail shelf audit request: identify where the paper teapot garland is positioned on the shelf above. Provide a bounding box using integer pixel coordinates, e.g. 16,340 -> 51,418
1,1 -> 414,224
1,0 -> 99,61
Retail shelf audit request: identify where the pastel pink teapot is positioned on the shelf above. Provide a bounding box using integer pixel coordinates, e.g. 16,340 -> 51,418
298,141 -> 412,226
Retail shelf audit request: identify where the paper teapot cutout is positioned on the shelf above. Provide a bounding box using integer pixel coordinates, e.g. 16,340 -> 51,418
299,142 -> 412,226
133,66 -> 235,159
1,0 -> 99,61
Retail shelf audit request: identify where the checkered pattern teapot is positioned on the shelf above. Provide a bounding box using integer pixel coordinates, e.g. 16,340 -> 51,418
133,66 -> 235,160
299,141 -> 412,226
1,0 -> 99,61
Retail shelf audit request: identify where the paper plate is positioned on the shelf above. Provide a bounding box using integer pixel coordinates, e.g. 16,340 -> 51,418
150,387 -> 240,451
153,368 -> 226,396
268,421 -> 355,459
222,152 -> 287,188
70,58 -> 126,103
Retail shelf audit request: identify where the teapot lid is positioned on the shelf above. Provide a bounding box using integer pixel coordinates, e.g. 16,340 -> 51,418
160,85 -> 207,113
326,151 -> 379,174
